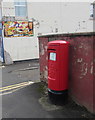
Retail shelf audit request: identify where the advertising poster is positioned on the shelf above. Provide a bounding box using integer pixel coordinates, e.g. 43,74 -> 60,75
3,21 -> 33,37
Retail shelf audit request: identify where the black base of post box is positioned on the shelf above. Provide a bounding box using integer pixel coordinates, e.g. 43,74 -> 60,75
48,88 -> 68,105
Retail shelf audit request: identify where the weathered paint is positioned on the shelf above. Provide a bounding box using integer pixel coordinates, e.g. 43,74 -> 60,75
39,37 -> 48,82
38,32 -> 95,114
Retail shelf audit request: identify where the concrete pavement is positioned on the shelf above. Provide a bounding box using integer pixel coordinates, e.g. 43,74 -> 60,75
1,60 -> 95,118
2,60 -> 40,87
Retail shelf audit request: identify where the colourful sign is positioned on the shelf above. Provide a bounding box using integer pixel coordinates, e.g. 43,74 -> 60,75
4,21 -> 33,37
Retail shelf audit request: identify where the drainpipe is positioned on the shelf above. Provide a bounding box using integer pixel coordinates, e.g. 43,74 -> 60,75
1,0 -> 5,63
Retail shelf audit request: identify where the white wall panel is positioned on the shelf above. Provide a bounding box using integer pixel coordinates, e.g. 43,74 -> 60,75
3,2 -> 93,61
3,37 -> 39,61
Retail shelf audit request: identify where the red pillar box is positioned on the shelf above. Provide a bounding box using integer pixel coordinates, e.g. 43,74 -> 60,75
47,40 -> 70,103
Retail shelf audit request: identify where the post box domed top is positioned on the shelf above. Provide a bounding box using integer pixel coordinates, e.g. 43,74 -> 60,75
48,40 -> 69,46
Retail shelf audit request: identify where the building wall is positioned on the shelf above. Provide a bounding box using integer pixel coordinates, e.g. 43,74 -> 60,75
2,1 -> 15,16
28,2 -> 93,34
2,1 -> 39,61
38,32 -> 95,113
2,1 -> 93,61
3,37 -> 39,61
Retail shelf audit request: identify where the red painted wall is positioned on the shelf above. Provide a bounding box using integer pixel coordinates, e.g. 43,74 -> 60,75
39,37 -> 48,82
38,32 -> 95,114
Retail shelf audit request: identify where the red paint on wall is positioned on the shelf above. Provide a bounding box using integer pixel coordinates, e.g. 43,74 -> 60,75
38,32 -> 95,113
39,37 -> 48,82
68,36 -> 94,113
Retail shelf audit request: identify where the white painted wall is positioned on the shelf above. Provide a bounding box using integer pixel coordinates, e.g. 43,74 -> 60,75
2,1 -> 15,16
2,1 -> 39,61
28,2 -> 93,34
3,37 -> 39,61
2,2 -> 93,61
